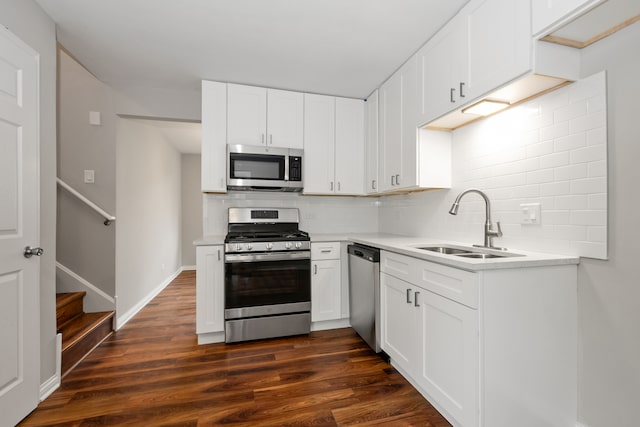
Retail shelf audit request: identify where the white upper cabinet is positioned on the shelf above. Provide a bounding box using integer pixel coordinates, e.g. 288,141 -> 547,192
303,93 -> 336,194
418,15 -> 467,125
365,90 -> 379,194
532,0 -> 604,36
465,0 -> 531,101
335,97 -> 365,195
418,0 -> 531,126
303,94 -> 365,195
201,80 -> 227,193
227,83 -> 303,149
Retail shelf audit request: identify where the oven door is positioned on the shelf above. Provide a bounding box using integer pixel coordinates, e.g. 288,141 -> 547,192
224,251 -> 311,319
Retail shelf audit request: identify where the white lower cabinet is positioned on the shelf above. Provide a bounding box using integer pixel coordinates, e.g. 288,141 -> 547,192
380,250 -> 577,427
311,242 -> 342,323
195,245 -> 225,344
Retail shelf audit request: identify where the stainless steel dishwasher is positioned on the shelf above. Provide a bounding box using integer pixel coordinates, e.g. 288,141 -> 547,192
348,244 -> 381,353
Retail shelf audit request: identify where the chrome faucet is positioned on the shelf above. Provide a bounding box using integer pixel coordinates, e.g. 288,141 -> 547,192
448,188 -> 504,250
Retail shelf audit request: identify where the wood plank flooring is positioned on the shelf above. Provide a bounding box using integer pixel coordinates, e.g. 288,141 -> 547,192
20,270 -> 452,426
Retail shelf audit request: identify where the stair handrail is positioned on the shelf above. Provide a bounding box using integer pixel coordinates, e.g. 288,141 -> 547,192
56,178 -> 116,226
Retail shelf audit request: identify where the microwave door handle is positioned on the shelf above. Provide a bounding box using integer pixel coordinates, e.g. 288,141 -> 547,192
284,154 -> 289,181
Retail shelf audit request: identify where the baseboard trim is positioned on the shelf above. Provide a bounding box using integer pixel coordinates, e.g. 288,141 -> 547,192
576,422 -> 590,427
310,318 -> 350,332
182,265 -> 196,271
115,267 -> 183,330
40,333 -> 62,401
197,331 -> 225,345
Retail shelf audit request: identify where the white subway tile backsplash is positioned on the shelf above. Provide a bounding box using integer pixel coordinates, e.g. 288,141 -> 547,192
554,133 -> 586,152
540,121 -> 569,141
539,152 -> 569,169
555,163 -> 587,181
571,177 -> 607,194
379,71 -> 607,260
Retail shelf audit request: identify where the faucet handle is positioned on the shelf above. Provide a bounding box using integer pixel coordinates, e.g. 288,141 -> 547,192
494,221 -> 503,237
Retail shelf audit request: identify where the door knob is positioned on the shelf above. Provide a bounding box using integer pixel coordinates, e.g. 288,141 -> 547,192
23,246 -> 44,258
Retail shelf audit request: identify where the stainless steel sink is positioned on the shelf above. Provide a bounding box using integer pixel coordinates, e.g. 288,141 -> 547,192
416,245 -> 522,259
417,246 -> 474,255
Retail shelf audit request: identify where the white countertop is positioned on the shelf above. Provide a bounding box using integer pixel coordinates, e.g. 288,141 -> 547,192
196,232 -> 579,271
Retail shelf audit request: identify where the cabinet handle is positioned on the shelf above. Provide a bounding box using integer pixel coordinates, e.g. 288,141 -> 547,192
459,82 -> 466,98
321,249 -> 331,253
330,181 -> 334,191
406,288 -> 412,304
414,291 -> 420,307
372,179 -> 376,190
261,134 -> 265,144
337,182 -> 341,191
217,249 -> 221,261
314,264 -> 318,275
391,175 -> 395,186
395,174 -> 400,185
269,134 -> 273,145
450,87 -> 456,103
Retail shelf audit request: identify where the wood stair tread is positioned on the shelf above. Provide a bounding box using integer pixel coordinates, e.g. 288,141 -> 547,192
56,291 -> 87,330
56,291 -> 86,308
60,311 -> 114,351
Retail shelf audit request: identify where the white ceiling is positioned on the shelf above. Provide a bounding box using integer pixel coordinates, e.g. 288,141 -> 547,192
36,0 -> 468,99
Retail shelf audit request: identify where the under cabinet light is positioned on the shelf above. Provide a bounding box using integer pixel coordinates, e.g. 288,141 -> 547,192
461,99 -> 510,116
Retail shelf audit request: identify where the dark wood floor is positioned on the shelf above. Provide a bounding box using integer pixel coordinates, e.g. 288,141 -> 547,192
20,270 -> 452,426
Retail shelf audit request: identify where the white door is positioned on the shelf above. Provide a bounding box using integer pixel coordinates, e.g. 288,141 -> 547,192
0,27 -> 41,426
311,259 -> 341,322
227,83 -> 267,146
266,89 -> 303,148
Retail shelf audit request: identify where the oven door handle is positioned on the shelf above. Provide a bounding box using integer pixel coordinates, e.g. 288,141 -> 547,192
225,251 -> 311,263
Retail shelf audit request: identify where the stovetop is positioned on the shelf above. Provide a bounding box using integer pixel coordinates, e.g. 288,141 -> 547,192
225,230 -> 310,243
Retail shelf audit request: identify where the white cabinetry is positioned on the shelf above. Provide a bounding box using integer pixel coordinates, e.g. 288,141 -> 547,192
380,250 -> 577,427
418,0 -> 531,126
201,81 -> 227,192
303,95 -> 365,195
379,55 -> 419,192
532,0 -> 604,36
196,245 -> 225,344
311,242 -> 342,324
227,83 -> 303,149
365,90 -> 379,194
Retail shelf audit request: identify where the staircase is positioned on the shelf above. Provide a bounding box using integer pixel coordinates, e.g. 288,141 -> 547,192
56,292 -> 114,376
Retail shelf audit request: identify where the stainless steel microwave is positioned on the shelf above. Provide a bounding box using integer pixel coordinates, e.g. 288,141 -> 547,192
227,144 -> 303,192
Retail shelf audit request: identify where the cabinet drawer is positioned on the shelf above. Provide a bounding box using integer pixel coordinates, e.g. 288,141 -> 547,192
311,242 -> 341,260
381,251 -> 478,308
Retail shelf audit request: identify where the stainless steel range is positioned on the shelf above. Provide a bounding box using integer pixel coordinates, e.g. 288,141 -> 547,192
224,207 -> 311,343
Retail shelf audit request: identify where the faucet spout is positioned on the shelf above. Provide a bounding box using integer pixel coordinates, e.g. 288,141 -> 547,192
448,188 -> 504,249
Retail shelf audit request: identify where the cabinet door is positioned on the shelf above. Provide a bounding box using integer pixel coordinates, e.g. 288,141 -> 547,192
196,246 -> 225,334
303,94 -> 336,194
380,273 -> 420,373
465,0 -> 531,101
267,88 -> 304,148
532,0 -> 602,35
335,97 -> 365,195
378,73 -> 402,192
416,289 -> 479,427
418,15 -> 468,126
365,90 -> 379,194
311,259 -> 342,322
399,54 -> 419,190
201,81 -> 227,192
227,83 -> 267,146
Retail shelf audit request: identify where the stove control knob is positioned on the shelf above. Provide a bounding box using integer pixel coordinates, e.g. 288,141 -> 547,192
285,242 -> 292,250
295,241 -> 302,249
266,243 -> 273,250
235,243 -> 242,251
245,243 -> 252,251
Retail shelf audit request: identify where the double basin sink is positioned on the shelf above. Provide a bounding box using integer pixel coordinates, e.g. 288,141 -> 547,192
417,245 -> 523,260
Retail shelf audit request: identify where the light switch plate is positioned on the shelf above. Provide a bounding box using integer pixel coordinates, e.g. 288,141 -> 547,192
520,203 -> 541,225
84,169 -> 95,184
89,111 -> 101,125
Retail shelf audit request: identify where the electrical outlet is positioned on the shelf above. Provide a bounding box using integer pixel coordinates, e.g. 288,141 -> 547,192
520,203 -> 541,225
84,170 -> 95,184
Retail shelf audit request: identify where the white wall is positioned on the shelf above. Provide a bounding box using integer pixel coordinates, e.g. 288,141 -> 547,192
203,192 -> 379,236
576,23 -> 640,427
379,71 -> 608,259
115,118 -> 182,326
181,154 -> 202,266
58,49 -> 116,296
0,0 -> 58,386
